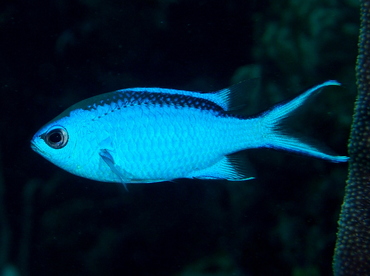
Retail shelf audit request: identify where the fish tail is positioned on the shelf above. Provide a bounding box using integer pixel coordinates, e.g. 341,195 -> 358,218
258,80 -> 348,163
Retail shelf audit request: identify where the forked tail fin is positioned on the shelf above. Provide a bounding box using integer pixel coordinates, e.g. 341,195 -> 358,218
259,80 -> 348,163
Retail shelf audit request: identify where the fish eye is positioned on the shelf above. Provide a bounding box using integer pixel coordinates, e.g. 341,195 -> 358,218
42,127 -> 69,149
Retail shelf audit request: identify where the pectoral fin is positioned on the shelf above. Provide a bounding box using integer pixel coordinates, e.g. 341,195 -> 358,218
99,149 -> 133,190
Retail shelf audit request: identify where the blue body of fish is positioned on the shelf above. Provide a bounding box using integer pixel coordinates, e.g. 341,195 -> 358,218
31,80 -> 348,185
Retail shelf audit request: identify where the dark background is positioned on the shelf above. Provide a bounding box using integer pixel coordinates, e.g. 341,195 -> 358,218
0,0 -> 358,275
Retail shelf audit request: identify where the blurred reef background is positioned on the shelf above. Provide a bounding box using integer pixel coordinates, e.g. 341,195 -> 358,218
0,0 -> 358,275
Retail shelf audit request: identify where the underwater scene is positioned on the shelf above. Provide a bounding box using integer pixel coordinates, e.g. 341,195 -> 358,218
1,0 -> 366,275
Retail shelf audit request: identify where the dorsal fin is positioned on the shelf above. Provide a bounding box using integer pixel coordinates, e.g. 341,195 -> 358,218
213,78 -> 260,111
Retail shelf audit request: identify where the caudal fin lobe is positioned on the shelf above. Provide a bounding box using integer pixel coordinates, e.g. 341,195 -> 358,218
259,80 -> 348,163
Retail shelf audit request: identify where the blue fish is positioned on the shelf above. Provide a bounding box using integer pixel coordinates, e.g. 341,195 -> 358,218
31,80 -> 348,185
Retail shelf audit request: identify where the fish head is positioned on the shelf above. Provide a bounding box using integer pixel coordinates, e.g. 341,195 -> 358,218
31,114 -> 91,177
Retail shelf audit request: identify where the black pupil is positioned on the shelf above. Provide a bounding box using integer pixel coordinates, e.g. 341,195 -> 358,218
49,131 -> 62,143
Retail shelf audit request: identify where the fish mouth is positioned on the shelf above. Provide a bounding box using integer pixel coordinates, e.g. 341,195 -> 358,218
31,139 -> 52,158
30,141 -> 40,153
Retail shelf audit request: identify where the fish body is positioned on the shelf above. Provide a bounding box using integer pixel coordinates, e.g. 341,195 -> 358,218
31,80 -> 348,184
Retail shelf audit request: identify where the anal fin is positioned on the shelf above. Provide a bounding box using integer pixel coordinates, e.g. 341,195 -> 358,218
187,153 -> 254,181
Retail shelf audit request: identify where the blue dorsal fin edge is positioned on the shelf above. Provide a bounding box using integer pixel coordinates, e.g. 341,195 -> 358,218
214,78 -> 260,111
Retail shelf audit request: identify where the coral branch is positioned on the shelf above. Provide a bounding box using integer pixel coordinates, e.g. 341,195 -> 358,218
333,0 -> 370,274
